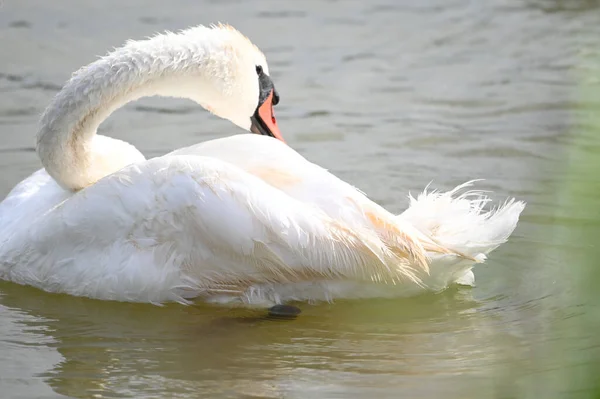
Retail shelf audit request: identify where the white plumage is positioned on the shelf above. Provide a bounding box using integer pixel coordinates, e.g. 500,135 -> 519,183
0,24 -> 525,307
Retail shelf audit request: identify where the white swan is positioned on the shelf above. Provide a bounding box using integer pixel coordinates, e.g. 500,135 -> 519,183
0,24 -> 525,306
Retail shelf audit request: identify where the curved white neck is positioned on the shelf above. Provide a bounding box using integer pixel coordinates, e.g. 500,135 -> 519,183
36,31 -> 225,191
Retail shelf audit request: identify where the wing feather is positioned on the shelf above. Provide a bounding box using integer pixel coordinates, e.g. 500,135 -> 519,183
1,154 -> 419,303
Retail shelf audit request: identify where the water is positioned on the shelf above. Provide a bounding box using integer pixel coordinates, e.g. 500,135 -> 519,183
1,0 -> 599,397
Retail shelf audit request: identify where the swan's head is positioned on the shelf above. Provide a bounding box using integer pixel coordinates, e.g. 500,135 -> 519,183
186,24 -> 283,142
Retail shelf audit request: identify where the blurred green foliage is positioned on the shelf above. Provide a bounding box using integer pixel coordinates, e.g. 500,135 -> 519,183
557,48 -> 600,398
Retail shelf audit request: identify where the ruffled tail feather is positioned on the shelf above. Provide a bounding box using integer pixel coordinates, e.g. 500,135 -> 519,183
396,181 -> 525,288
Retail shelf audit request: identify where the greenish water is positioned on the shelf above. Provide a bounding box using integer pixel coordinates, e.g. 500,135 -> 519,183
1,0 -> 599,397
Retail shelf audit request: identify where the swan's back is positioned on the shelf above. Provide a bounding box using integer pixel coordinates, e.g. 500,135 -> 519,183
0,169 -> 69,235
0,155 -> 418,304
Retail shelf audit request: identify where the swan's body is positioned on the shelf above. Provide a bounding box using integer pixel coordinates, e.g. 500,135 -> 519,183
0,25 -> 525,306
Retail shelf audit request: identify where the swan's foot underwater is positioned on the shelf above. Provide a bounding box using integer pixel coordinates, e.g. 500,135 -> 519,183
267,304 -> 302,320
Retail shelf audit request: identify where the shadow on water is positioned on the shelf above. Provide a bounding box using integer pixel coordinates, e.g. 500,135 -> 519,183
0,280 -> 509,398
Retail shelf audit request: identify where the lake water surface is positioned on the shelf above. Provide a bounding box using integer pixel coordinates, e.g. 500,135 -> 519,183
1,0 -> 599,398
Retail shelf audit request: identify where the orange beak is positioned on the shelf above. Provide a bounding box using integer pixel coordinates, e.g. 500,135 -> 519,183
250,90 -> 285,143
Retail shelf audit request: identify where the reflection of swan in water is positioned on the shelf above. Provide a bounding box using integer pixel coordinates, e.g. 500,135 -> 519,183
0,24 -> 524,306
0,281 -> 504,398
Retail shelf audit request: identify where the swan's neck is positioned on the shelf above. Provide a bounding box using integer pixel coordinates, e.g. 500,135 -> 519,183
36,33 -> 220,191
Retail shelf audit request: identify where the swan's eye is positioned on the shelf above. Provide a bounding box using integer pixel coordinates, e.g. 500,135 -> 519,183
255,65 -> 263,75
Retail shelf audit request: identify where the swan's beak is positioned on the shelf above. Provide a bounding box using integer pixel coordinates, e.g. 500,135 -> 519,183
250,90 -> 285,143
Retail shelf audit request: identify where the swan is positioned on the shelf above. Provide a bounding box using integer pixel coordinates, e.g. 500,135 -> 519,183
0,24 -> 525,306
